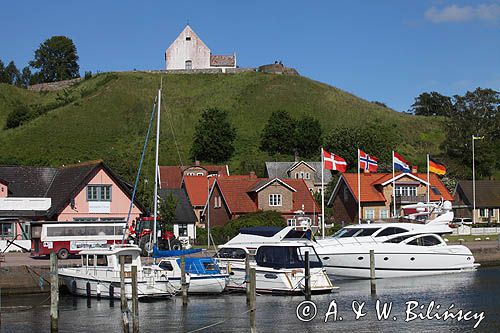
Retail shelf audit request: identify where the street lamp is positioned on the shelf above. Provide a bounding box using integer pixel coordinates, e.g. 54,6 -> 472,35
472,135 -> 484,224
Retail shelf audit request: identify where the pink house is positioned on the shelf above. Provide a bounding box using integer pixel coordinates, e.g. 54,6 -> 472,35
0,161 -> 145,250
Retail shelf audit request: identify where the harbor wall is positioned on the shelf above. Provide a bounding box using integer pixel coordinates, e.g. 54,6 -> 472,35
0,265 -> 52,295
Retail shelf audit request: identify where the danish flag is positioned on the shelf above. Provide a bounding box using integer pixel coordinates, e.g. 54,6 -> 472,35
322,149 -> 347,172
359,149 -> 378,172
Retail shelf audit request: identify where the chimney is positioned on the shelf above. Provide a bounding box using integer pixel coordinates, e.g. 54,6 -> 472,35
249,171 -> 256,178
411,165 -> 418,174
195,160 -> 200,166
294,150 -> 299,162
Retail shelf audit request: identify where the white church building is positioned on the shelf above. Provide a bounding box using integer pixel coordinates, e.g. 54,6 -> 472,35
165,25 -> 236,71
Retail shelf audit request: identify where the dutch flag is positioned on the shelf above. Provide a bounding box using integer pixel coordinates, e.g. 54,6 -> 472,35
393,151 -> 410,173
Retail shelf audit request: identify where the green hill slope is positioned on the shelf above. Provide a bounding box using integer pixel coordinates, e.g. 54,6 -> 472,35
0,72 -> 444,180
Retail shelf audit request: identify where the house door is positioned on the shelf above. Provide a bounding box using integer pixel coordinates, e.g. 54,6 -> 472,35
185,60 -> 192,70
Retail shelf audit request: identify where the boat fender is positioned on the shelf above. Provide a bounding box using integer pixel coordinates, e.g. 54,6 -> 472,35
71,280 -> 77,294
227,263 -> 232,274
109,284 -> 114,299
86,281 -> 91,298
96,283 -> 101,300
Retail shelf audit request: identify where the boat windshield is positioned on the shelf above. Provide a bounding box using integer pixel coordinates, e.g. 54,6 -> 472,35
332,227 -> 380,238
255,246 -> 322,269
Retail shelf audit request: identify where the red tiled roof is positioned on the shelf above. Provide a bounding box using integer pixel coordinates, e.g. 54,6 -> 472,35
341,172 -> 453,203
215,177 -> 320,215
159,164 -> 229,189
210,54 -> 235,67
183,176 -> 210,207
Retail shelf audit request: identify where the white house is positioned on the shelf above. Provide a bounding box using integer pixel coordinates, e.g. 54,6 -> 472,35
165,25 -> 236,71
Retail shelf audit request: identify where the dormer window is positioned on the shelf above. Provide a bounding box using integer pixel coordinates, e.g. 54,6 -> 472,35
186,36 -> 191,41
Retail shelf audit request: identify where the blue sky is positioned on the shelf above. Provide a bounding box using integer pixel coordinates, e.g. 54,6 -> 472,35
1,0 -> 498,111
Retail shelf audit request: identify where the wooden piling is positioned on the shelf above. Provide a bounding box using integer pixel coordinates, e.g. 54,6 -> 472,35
120,256 -> 130,333
131,266 -> 139,333
249,268 -> 256,333
180,256 -> 188,306
50,252 -> 59,333
245,253 -> 251,304
304,251 -> 311,301
369,250 -> 376,294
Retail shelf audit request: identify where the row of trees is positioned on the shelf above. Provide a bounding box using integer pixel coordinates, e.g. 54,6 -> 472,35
411,88 -> 499,178
0,36 -> 80,87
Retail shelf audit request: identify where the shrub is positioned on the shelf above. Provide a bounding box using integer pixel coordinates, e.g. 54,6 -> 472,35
5,105 -> 32,129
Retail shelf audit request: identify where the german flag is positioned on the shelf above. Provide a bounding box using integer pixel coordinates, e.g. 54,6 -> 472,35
429,157 -> 446,175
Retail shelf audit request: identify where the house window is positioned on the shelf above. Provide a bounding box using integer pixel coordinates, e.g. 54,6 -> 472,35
287,218 -> 296,226
214,196 -> 222,209
395,186 -> 417,197
490,209 -> 496,217
178,224 -> 188,237
269,194 -> 282,206
380,209 -> 389,219
196,172 -> 204,176
479,209 -> 488,217
87,185 -> 112,201
73,218 -> 99,222
186,36 -> 191,41
0,223 -> 13,238
300,171 -> 304,179
305,172 -> 311,180
365,209 -> 375,220
185,60 -> 192,70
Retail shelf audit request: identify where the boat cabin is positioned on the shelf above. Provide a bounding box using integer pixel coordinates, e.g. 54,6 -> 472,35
383,233 -> 446,247
79,245 -> 142,272
158,257 -> 222,275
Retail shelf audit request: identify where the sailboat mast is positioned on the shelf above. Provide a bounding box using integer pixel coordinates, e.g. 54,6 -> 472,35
153,88 -> 161,247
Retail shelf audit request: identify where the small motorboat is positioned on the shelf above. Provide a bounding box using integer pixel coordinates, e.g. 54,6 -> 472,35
217,227 -> 334,294
59,245 -> 176,299
156,257 -> 228,294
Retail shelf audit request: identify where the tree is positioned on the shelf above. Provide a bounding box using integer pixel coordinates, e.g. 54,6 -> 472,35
159,193 -> 177,231
323,123 -> 400,171
190,108 -> 237,163
0,60 -> 9,83
260,110 -> 297,155
29,36 -> 80,83
410,92 -> 453,117
5,61 -> 21,86
443,88 -> 499,178
295,116 -> 322,158
20,66 -> 32,87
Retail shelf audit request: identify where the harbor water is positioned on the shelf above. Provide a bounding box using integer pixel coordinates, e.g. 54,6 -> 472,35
1,267 -> 500,332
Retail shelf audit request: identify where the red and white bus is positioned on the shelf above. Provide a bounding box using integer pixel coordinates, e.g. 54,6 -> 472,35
30,221 -> 127,259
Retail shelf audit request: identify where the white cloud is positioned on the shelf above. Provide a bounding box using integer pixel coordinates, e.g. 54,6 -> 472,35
425,3 -> 500,23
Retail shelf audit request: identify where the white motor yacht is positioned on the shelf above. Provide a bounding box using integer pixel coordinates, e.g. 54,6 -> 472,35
314,201 -> 480,278
217,227 -> 334,294
59,245 -> 176,299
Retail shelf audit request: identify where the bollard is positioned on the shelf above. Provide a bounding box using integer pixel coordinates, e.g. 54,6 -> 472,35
245,253 -> 251,304
86,281 -> 91,298
304,251 -> 311,301
180,256 -> 188,306
120,256 -> 130,333
131,266 -> 139,333
369,250 -> 376,294
249,268 -> 256,333
50,252 -> 59,333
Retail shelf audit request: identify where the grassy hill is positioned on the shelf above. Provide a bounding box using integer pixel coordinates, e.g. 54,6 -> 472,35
0,71 -> 445,182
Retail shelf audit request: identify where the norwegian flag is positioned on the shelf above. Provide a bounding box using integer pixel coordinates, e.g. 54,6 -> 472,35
359,149 -> 378,172
322,149 -> 347,172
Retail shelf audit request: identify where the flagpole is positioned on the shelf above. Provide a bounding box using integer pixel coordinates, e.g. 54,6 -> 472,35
321,148 -> 325,239
472,135 -> 476,225
358,149 -> 361,224
426,154 -> 430,204
392,151 -> 396,218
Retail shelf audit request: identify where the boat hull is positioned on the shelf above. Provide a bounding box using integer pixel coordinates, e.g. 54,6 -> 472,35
221,262 -> 334,294
167,274 -> 228,294
59,270 -> 174,299
317,245 -> 479,279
